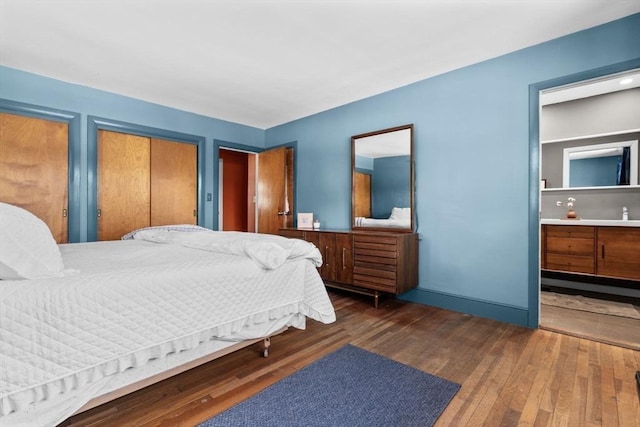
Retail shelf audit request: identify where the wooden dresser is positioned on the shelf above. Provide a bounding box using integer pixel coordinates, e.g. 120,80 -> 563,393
279,228 -> 418,307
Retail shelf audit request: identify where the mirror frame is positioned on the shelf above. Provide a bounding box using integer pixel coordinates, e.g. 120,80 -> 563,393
351,124 -> 414,232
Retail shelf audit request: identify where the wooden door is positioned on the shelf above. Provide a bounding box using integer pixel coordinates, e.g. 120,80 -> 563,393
151,138 -> 197,226
97,130 -> 150,241
257,146 -> 293,235
0,112 -> 68,242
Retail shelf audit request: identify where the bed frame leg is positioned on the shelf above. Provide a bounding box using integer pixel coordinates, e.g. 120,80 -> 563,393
263,337 -> 271,358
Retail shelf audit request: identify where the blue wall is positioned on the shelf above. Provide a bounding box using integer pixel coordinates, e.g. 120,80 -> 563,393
0,66 -> 265,240
265,14 -> 640,326
372,155 -> 411,218
1,14 -> 638,327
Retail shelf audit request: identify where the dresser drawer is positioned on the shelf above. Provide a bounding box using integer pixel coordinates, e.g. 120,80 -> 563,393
546,254 -> 594,274
353,267 -> 397,293
353,234 -> 399,292
353,236 -> 397,260
546,236 -> 594,256
546,225 -> 595,239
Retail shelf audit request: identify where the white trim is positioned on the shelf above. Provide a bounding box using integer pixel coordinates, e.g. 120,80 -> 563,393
541,128 -> 640,144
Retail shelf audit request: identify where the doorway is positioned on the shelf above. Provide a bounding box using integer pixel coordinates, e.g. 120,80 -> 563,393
218,148 -> 255,232
217,144 -> 295,235
536,68 -> 640,349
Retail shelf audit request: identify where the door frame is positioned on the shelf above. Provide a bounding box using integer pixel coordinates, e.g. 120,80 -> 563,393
213,139 -> 297,231
527,58 -> 640,328
87,116 -> 205,241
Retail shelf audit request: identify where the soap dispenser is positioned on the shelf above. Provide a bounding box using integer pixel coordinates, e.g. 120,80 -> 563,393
622,206 -> 628,221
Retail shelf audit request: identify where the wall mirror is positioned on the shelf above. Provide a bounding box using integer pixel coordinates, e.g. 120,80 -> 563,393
352,124 -> 414,231
562,140 -> 638,188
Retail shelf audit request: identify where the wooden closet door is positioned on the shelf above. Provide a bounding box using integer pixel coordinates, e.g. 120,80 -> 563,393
0,112 -> 68,243
97,130 -> 150,241
150,138 -> 197,226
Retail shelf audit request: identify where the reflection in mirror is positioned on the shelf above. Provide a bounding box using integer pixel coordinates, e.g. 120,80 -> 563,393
352,124 -> 413,231
562,140 -> 638,188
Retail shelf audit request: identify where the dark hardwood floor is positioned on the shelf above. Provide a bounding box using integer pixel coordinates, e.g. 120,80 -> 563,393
63,290 -> 640,427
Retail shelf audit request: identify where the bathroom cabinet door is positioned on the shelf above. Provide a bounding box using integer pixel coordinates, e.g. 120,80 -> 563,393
597,227 -> 640,280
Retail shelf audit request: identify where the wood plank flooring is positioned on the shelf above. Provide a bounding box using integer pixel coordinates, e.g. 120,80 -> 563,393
62,291 -> 640,427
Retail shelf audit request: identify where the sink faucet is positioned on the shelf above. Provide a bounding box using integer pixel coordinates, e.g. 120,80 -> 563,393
622,206 -> 628,221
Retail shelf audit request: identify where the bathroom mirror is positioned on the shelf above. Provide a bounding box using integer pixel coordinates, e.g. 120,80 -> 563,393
352,124 -> 414,231
562,140 -> 638,188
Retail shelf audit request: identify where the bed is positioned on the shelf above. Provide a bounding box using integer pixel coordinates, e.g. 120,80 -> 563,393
355,206 -> 411,228
0,202 -> 336,426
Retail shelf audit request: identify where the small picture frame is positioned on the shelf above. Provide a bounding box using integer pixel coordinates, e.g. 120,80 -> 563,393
540,179 -> 547,189
297,213 -> 313,229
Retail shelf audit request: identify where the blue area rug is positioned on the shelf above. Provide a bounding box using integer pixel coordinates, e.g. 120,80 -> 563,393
200,344 -> 460,427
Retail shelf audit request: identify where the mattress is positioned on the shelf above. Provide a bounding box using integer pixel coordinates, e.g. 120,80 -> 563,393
0,231 -> 336,426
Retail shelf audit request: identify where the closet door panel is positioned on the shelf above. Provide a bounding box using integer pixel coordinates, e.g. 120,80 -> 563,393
97,130 -> 150,241
150,138 -> 197,226
0,112 -> 68,243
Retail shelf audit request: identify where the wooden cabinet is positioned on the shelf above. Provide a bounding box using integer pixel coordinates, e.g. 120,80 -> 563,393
542,225 -> 640,281
545,226 -> 595,274
279,228 -> 418,306
597,227 -> 640,280
279,229 -> 353,285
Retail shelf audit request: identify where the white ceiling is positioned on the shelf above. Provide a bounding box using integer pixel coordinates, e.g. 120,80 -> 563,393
1,1 -> 639,129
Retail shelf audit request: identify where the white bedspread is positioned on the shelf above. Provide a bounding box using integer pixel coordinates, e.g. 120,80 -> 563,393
134,229 -> 323,269
0,232 -> 335,426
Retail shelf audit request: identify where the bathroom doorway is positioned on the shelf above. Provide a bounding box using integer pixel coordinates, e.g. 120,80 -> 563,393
537,68 -> 640,349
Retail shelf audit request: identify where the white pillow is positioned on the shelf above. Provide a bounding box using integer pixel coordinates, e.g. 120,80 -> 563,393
0,202 -> 64,280
389,207 -> 411,220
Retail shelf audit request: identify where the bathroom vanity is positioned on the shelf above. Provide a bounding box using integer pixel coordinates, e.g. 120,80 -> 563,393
541,220 -> 640,281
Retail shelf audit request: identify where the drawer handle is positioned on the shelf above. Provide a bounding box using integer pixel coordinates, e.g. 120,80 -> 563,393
342,248 -> 346,269
601,244 -> 605,259
325,246 -> 329,266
